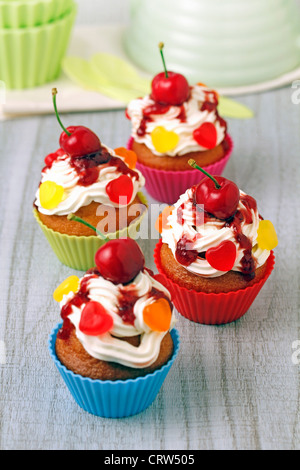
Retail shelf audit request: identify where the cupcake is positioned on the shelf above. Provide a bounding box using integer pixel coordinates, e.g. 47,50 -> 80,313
126,43 -> 233,204
154,162 -> 277,324
49,238 -> 180,418
34,89 -> 147,271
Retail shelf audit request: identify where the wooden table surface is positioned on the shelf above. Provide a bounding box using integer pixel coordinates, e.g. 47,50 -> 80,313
0,85 -> 299,451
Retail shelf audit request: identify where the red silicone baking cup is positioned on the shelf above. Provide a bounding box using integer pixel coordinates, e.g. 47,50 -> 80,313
127,134 -> 233,204
154,239 -> 275,325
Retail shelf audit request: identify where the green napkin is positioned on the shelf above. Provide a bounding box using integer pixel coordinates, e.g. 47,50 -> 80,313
63,53 -> 254,118
63,53 -> 151,103
218,96 -> 254,119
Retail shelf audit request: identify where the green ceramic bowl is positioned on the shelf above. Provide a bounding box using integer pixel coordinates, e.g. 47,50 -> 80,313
33,192 -> 148,271
0,0 -> 74,28
0,2 -> 76,89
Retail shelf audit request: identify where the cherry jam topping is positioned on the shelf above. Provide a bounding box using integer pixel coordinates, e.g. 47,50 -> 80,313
137,117 -> 151,137
117,279 -> 172,326
57,273 -> 98,340
216,114 -> 227,132
200,101 -> 217,113
143,103 -> 171,116
175,235 -> 198,266
58,270 -> 171,337
203,90 -> 218,105
225,194 -> 257,278
117,288 -> 139,325
175,192 -> 258,277
43,145 -> 139,187
137,101 -> 188,137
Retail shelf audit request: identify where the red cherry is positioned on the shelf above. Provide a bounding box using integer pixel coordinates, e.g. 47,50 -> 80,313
52,89 -> 101,158
95,238 -> 145,284
59,125 -> 101,158
195,176 -> 240,220
150,43 -> 190,106
206,241 -> 237,271
151,71 -> 190,106
106,174 -> 134,205
79,301 -> 113,336
193,122 -> 217,149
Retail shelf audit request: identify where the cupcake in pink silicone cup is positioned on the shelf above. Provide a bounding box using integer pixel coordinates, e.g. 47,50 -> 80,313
126,43 -> 233,204
154,162 -> 277,325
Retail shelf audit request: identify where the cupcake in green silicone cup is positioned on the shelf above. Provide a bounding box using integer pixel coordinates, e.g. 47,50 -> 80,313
33,89 -> 148,271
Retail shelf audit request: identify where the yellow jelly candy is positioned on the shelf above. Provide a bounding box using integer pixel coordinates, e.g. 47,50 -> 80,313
143,298 -> 172,332
151,126 -> 179,154
257,220 -> 278,250
155,206 -> 174,233
39,181 -> 64,210
53,276 -> 80,303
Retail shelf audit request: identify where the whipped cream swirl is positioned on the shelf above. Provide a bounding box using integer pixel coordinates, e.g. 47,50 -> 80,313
126,84 -> 226,156
61,269 -> 176,369
162,187 -> 270,278
35,145 -> 145,216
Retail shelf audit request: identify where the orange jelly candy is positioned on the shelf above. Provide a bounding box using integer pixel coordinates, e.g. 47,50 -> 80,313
155,206 -> 174,233
114,147 -> 137,169
143,298 -> 172,332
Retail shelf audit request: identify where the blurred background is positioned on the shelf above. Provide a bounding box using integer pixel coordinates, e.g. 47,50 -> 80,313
1,0 -> 300,105
74,0 -> 130,25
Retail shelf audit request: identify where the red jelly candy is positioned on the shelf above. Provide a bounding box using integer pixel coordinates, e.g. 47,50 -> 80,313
193,122 -> 217,149
206,240 -> 237,272
79,301 -> 113,336
106,175 -> 134,205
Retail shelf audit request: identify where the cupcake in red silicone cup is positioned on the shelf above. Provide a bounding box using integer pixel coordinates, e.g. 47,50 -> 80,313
126,43 -> 233,204
49,237 -> 180,418
154,161 -> 277,325
33,89 -> 147,271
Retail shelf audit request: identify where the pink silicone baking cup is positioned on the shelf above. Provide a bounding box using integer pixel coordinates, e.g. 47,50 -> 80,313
154,240 -> 275,325
127,134 -> 233,204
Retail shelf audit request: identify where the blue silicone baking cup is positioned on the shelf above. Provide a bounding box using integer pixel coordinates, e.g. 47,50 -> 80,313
48,323 -> 180,418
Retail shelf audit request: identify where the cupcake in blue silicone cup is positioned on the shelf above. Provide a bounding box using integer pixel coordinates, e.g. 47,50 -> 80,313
48,238 -> 180,418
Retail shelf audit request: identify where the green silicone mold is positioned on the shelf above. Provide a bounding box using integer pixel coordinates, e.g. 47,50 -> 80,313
0,0 -> 74,28
0,2 -> 77,89
33,192 -> 148,271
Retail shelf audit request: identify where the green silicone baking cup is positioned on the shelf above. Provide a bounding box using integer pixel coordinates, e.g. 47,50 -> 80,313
0,0 -> 74,28
33,193 -> 148,271
0,3 -> 76,89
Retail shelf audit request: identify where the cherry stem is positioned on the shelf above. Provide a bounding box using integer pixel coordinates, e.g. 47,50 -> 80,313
52,88 -> 71,137
67,213 -> 109,241
188,159 -> 221,189
158,42 -> 169,79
